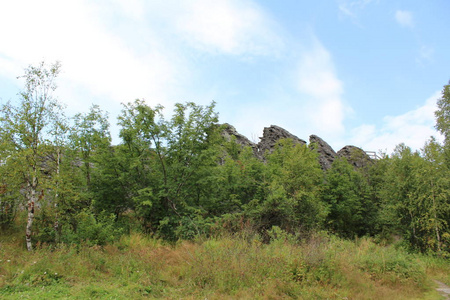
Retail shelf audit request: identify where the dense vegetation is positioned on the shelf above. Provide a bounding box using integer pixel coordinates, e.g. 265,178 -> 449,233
0,62 -> 449,298
0,227 -> 449,299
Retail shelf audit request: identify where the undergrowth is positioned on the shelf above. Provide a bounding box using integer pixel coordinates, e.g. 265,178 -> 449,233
0,227 -> 448,299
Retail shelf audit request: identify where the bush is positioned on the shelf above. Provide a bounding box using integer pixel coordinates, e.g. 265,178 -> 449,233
61,210 -> 122,246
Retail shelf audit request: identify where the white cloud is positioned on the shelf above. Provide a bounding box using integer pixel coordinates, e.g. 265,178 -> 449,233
416,45 -> 434,65
0,0 -> 284,144
111,0 -> 146,20
296,39 -> 346,137
0,0 -> 176,108
172,0 -> 283,56
0,0 -> 282,112
223,37 -> 349,149
351,91 -> 442,153
224,38 -> 348,149
338,0 -> 378,24
395,10 -> 414,28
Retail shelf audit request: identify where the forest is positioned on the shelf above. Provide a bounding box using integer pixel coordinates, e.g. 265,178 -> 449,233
0,62 -> 449,299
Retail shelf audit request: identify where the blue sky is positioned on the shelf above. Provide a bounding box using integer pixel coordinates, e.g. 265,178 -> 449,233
0,0 -> 449,153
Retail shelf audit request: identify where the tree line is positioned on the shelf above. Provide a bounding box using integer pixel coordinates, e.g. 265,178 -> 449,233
1,62 -> 449,256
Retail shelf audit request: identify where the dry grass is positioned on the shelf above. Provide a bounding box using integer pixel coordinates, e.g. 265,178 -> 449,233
0,229 -> 448,299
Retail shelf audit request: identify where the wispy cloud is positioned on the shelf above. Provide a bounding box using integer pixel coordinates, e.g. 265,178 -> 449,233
0,0 -> 177,108
111,0 -> 146,20
171,0 -> 283,56
0,0 -> 282,111
296,39 -> 347,137
350,91 -> 442,153
416,45 -> 435,65
395,10 -> 414,28
221,37 -> 350,148
338,0 -> 378,24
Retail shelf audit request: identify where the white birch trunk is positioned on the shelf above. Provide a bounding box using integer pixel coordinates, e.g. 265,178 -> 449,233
54,148 -> 60,242
26,176 -> 37,251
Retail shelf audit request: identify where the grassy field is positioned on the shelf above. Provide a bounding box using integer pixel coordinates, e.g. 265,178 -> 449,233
0,227 -> 449,299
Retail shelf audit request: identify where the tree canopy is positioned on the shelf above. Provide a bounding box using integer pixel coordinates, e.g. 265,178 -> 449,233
0,62 -> 448,257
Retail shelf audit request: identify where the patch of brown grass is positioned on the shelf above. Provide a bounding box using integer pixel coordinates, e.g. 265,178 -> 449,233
0,229 -> 447,299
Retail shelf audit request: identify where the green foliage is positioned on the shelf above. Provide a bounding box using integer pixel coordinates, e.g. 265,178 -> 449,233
61,210 -> 121,246
96,99 -> 222,239
209,145 -> 266,215
0,61 -> 63,152
247,139 -> 326,236
355,238 -> 426,285
1,231 -> 443,299
1,63 -> 449,259
0,163 -> 20,229
0,61 -> 66,250
373,143 -> 450,256
435,82 -> 450,144
322,157 -> 376,238
419,139 -> 450,255
70,104 -> 111,188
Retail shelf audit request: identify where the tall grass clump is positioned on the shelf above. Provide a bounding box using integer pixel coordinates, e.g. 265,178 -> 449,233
355,238 -> 426,285
0,226 -> 448,299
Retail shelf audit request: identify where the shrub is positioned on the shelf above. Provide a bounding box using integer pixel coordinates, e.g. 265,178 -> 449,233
61,210 -> 122,246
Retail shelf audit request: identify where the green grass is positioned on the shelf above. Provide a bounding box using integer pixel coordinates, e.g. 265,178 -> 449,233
0,229 -> 448,299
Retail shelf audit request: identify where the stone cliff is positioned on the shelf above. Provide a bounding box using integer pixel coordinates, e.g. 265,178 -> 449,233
221,124 -> 372,170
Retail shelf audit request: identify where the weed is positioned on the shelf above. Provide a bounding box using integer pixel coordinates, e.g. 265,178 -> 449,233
0,229 -> 447,299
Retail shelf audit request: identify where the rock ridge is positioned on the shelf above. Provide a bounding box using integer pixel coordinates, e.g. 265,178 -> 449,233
221,124 -> 372,170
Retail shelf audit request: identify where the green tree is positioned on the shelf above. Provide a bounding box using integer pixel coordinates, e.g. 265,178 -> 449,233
322,157 -> 375,238
435,82 -> 450,144
251,139 -> 325,234
70,105 -> 111,188
377,143 -> 450,253
367,153 -> 396,239
100,100 -> 221,238
435,82 -> 450,166
34,105 -> 113,243
0,155 -> 21,229
0,61 -> 64,250
384,145 -> 424,250
418,138 -> 450,254
210,145 -> 266,216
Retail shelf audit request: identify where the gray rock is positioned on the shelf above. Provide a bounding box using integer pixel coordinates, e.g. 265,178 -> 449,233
221,124 -> 371,170
337,145 -> 372,168
257,125 -> 306,158
309,135 -> 337,170
220,124 -> 259,160
221,123 -> 256,149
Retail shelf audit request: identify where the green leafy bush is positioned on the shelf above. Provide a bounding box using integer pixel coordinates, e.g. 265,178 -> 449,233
61,210 -> 122,246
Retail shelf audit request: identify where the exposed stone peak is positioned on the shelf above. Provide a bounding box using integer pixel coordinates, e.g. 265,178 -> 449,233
257,125 -> 306,157
309,135 -> 337,170
337,145 -> 372,168
220,124 -> 371,170
221,123 -> 256,149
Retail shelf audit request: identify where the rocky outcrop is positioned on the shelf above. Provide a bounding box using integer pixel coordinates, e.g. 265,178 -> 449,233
257,125 -> 306,158
221,123 -> 256,149
221,124 -> 306,159
337,145 -> 372,168
221,124 -> 372,170
309,135 -> 337,170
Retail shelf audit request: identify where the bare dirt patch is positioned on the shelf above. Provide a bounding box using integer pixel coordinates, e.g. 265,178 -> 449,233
435,280 -> 450,299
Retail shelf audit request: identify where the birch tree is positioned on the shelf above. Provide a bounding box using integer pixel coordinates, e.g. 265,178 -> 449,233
0,61 -> 64,251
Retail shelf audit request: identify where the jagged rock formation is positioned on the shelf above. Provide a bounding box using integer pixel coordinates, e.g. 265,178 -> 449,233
337,145 -> 372,168
221,124 -> 372,170
309,135 -> 337,170
221,123 -> 256,149
257,125 -> 306,158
